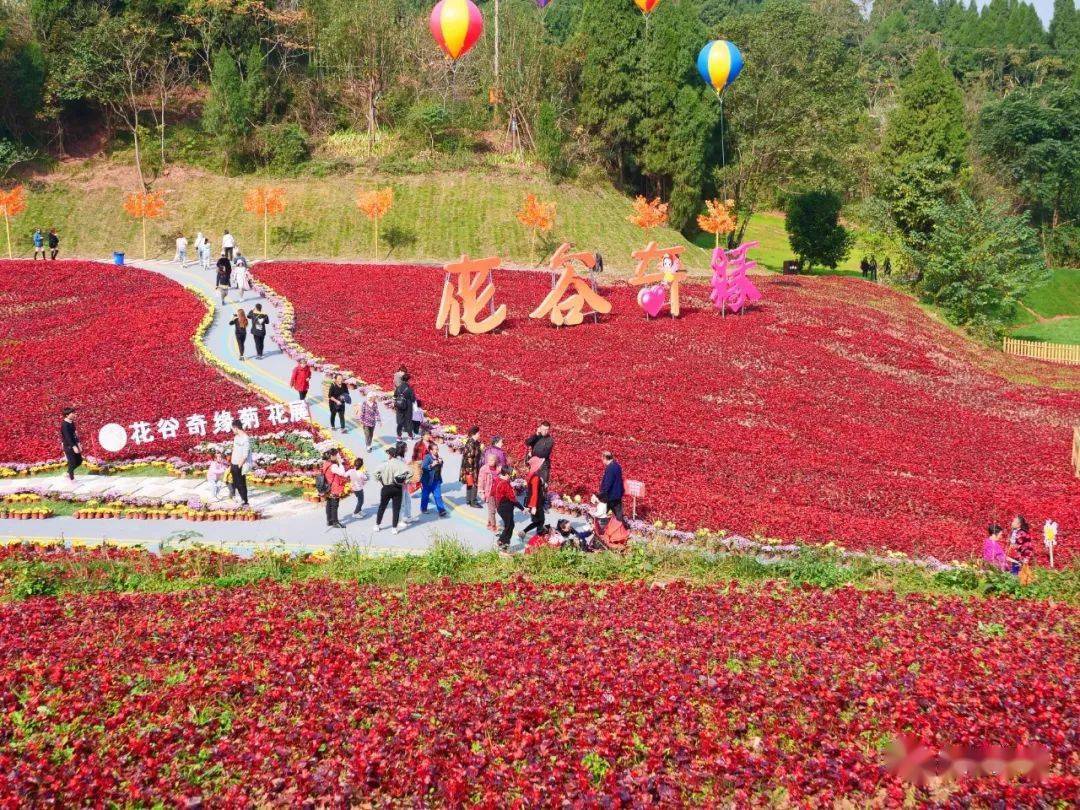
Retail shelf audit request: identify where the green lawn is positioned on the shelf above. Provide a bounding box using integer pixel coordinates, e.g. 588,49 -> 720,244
1009,267 -> 1080,344
690,209 -> 867,275
15,161 -> 710,274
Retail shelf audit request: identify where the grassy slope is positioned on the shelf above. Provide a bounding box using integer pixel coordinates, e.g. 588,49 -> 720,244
1010,267 -> 1080,343
18,160 -> 714,274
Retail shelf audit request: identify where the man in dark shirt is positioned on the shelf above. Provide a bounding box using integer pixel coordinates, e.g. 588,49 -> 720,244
48,227 -> 59,260
597,450 -> 625,523
327,374 -> 349,432
394,376 -> 416,439
524,421 -> 554,484
60,407 -> 82,481
248,303 -> 270,358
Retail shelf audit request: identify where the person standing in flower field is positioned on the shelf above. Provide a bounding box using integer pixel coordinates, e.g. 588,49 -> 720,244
290,360 -> 312,401
982,523 -> 1009,572
596,450 -> 625,524
1007,515 -> 1034,576
524,421 -> 554,484
32,228 -> 45,260
47,227 -> 59,260
60,407 -> 82,481
357,390 -> 381,449
229,419 -> 252,508
460,426 -> 483,508
247,303 -> 269,359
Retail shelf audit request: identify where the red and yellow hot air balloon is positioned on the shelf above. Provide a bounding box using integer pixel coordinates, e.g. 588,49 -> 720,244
430,0 -> 484,61
634,0 -> 660,13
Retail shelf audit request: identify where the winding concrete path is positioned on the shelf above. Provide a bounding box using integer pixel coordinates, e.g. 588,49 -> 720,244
0,258 -> 545,556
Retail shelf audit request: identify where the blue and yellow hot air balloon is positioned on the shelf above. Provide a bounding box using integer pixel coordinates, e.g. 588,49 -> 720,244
696,40 -> 744,95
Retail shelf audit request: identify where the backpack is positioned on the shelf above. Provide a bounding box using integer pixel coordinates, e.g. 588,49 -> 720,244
314,471 -> 330,495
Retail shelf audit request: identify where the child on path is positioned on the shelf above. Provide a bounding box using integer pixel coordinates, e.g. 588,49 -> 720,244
207,452 -> 229,498
347,457 -> 368,516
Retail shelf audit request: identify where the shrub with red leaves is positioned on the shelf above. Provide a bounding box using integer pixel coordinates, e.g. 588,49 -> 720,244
0,580 -> 1075,805
259,262 -> 1080,563
0,260 -> 266,466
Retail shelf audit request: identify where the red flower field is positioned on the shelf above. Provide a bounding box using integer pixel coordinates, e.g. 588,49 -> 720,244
0,260 -> 267,467
1,578 -> 1075,805
259,262 -> 1080,563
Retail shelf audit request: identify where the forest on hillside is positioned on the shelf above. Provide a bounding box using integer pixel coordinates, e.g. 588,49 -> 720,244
0,0 -> 1078,336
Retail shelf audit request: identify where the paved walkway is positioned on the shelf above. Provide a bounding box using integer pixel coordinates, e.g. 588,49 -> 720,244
0,258 -> 541,555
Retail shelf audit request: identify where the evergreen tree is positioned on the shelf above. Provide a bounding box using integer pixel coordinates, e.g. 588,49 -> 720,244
1050,0 -> 1080,52
785,190 -> 853,271
203,48 -> 248,171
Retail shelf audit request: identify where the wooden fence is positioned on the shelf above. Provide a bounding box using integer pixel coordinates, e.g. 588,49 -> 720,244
1074,426 -> 1080,479
1002,337 -> 1080,365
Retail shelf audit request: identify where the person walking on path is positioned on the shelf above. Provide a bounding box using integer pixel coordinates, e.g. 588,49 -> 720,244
60,407 -> 82,481
519,456 -> 547,540
374,446 -> 410,533
524,421 -> 554,484
222,230 -> 236,261
357,391 -> 381,449
230,419 -> 252,507
328,374 -> 349,432
47,228 -> 59,260
231,260 -> 252,303
478,453 -> 499,532
175,234 -> 189,265
229,307 -> 249,360
460,426 -> 483,507
596,450 -> 625,523
420,440 -> 449,518
493,466 -> 521,552
320,448 -> 348,528
215,257 -> 232,304
290,360 -> 312,402
247,303 -> 269,359
399,440 -> 419,524
32,229 -> 45,260
394,374 -> 416,439
347,457 -> 368,517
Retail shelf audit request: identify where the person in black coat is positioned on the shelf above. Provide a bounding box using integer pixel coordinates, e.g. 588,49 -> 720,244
524,421 -> 554,484
597,450 -> 625,523
248,303 -> 270,358
60,407 -> 82,481
327,374 -> 349,432
394,375 -> 416,439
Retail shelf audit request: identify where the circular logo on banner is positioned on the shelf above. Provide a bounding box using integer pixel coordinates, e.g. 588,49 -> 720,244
97,423 -> 128,453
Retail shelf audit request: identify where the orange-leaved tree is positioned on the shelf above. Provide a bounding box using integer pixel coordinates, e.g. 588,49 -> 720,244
356,187 -> 393,257
697,198 -> 736,248
628,195 -> 669,232
123,191 -> 166,260
0,186 -> 27,259
244,186 -> 287,260
516,193 -> 556,260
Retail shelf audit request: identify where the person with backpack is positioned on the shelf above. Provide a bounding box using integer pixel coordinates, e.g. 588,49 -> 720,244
420,439 -> 449,518
47,227 -> 59,260
216,257 -> 232,304
524,421 -> 554,484
317,449 -> 348,528
228,307 -> 249,360
374,446 -> 411,533
394,374 -> 416,439
460,426 -> 483,508
327,374 -> 349,432
492,466 -> 521,552
247,303 -> 270,359
290,360 -> 312,401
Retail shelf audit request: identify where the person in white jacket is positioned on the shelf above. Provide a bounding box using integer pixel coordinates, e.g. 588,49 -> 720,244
230,262 -> 252,303
229,420 -> 252,507
222,230 -> 236,260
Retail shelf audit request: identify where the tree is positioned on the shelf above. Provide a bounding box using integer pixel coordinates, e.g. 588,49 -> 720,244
123,190 -> 165,259
978,82 -> 1080,264
244,186 -> 287,261
356,187 -> 394,257
784,190 -> 853,271
0,185 -> 27,258
717,0 -> 865,246
697,198 -> 736,248
911,195 -> 1047,337
203,47 -> 250,171
535,102 -> 570,180
516,193 -> 556,259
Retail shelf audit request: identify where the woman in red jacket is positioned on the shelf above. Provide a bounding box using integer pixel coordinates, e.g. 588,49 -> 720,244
320,449 -> 348,528
492,466 -> 521,552
518,456 -> 546,541
290,360 -> 312,401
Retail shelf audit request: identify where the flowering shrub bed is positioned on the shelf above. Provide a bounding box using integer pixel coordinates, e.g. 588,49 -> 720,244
0,579 -> 1074,804
0,260 -> 270,470
259,262 -> 1080,563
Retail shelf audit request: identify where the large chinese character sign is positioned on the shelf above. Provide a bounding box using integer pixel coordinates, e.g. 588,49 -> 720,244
530,243 -> 611,327
629,242 -> 687,318
436,255 -> 508,336
710,242 -> 762,316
